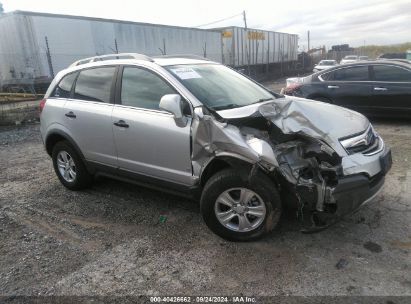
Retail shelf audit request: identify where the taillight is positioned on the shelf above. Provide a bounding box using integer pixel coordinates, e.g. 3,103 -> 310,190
284,83 -> 303,95
39,99 -> 47,113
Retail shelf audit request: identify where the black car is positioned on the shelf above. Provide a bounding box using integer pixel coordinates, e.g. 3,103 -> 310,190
284,61 -> 411,117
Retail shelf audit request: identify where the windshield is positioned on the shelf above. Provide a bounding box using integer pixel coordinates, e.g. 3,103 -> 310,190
166,64 -> 274,110
319,60 -> 335,65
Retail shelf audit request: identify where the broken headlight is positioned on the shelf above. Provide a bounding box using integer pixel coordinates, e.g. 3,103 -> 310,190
246,137 -> 278,170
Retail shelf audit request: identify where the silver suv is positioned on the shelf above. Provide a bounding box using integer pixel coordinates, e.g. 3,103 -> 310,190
40,53 -> 392,241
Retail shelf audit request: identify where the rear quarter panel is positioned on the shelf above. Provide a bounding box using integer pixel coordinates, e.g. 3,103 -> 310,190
40,98 -> 68,143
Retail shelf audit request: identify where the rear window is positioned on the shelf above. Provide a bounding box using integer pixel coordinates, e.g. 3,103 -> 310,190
373,65 -> 411,82
51,73 -> 77,98
73,67 -> 116,103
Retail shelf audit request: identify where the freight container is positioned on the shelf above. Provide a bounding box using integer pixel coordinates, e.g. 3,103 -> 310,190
215,26 -> 298,68
0,11 -> 223,92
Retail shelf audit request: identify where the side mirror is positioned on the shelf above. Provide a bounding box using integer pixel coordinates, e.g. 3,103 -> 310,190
159,94 -> 188,127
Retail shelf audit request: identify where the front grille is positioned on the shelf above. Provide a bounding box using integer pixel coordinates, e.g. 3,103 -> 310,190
340,126 -> 382,156
346,132 -> 378,154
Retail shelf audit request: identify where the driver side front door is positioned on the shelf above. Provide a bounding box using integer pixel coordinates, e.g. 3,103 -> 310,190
112,66 -> 194,186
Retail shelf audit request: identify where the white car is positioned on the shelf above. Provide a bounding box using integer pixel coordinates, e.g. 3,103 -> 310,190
313,60 -> 338,72
340,55 -> 359,64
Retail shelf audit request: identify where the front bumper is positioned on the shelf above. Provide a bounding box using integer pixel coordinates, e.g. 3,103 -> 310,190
332,170 -> 385,217
302,148 -> 392,232
336,147 -> 391,214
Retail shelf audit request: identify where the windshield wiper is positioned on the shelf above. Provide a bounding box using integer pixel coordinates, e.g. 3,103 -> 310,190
251,97 -> 274,104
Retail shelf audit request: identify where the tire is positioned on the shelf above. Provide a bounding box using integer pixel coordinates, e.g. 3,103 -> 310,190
200,169 -> 282,241
51,140 -> 93,190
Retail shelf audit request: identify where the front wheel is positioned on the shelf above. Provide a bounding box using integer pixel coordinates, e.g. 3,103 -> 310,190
200,169 -> 282,241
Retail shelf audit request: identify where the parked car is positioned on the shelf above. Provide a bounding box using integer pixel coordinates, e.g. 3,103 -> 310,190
359,56 -> 369,61
340,55 -> 359,64
283,61 -> 411,117
378,52 -> 406,60
313,60 -> 338,72
382,58 -> 411,65
40,53 -> 392,241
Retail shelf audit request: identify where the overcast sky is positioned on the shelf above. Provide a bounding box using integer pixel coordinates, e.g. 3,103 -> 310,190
2,0 -> 411,50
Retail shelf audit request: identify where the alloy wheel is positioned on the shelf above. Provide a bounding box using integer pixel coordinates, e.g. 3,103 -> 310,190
214,187 -> 266,232
56,151 -> 77,183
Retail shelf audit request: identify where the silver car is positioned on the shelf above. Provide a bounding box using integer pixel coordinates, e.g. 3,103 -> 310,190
40,53 -> 392,241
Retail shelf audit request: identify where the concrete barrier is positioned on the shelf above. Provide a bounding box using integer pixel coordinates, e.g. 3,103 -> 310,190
0,100 -> 40,126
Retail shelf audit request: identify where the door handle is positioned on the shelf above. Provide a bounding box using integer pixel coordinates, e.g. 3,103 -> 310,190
65,111 -> 76,118
327,85 -> 339,89
113,120 -> 129,128
374,87 -> 387,91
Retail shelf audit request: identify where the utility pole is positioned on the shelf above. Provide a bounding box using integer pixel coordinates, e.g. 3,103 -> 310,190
114,38 -> 119,54
243,10 -> 250,75
45,36 -> 54,78
203,42 -> 207,58
307,30 -> 310,52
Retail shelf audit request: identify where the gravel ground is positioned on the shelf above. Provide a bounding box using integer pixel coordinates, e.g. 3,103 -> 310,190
0,118 -> 410,297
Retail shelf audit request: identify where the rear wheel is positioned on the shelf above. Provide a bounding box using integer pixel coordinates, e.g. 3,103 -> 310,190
52,141 -> 92,190
200,169 -> 282,241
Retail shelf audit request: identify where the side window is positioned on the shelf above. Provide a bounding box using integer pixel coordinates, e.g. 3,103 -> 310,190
121,67 -> 176,110
320,71 -> 334,81
74,67 -> 116,103
334,66 -> 369,81
373,65 -> 411,82
51,72 -> 77,98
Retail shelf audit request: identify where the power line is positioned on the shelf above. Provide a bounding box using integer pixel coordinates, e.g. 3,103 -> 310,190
194,12 -> 243,28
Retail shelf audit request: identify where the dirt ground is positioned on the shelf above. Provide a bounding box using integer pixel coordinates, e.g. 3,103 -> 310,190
0,117 -> 410,297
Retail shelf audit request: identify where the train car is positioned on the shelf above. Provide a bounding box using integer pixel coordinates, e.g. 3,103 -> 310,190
0,11 -> 223,93
215,26 -> 298,68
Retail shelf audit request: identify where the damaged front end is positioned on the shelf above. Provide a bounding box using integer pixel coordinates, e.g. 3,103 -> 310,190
192,97 -> 389,232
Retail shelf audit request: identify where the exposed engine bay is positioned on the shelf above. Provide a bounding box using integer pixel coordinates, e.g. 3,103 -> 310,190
190,97 -> 388,232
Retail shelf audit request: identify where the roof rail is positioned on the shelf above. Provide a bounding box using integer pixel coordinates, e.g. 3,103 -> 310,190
153,54 -> 210,61
69,53 -> 154,67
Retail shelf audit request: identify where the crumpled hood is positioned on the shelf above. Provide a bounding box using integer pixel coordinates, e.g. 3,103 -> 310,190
217,96 -> 370,156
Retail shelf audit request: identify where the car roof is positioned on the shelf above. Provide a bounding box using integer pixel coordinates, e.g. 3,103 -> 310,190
153,57 -> 214,66
57,55 -> 217,81
69,54 -> 215,68
318,60 -> 410,73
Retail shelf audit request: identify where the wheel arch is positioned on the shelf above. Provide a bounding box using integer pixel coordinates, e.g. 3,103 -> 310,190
200,155 -> 254,187
45,129 -> 86,163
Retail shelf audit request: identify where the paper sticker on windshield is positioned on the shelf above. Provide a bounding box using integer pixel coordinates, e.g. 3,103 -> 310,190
171,68 -> 202,79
